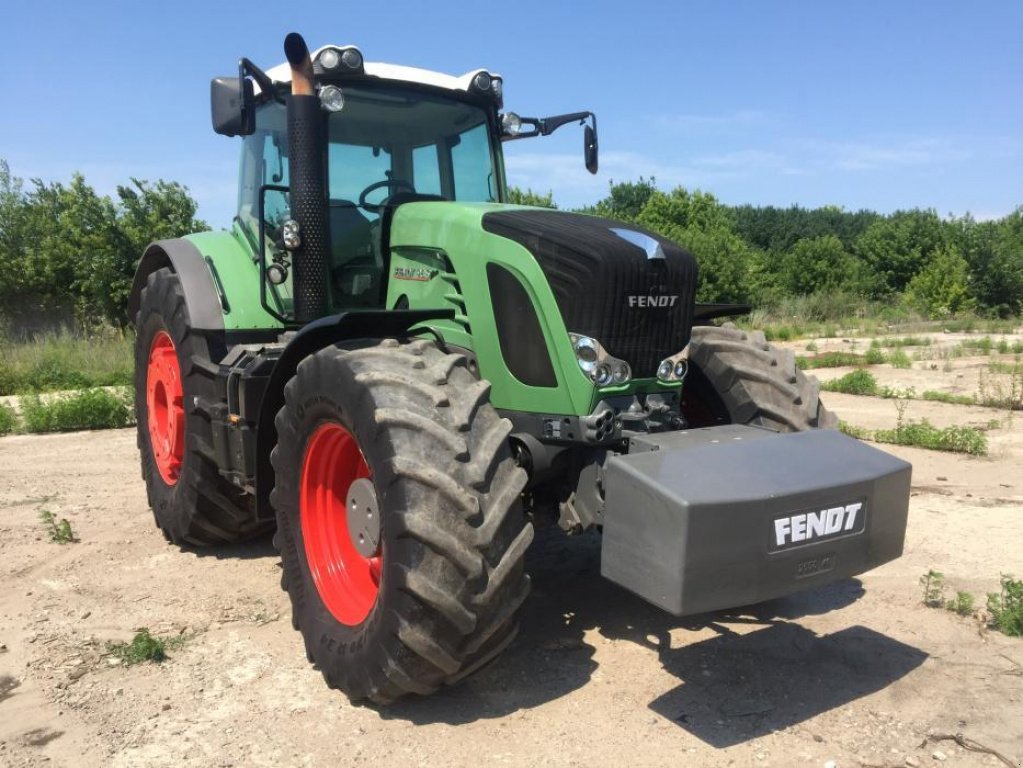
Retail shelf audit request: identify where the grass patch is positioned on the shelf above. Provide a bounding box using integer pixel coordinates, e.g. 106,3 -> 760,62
922,390 -> 976,406
0,403 -> 16,435
107,629 -> 186,665
882,336 -> 932,348
20,388 -> 134,433
39,508 -> 76,544
0,330 -> 132,396
821,369 -> 878,396
797,351 -> 868,369
873,419 -> 987,455
987,576 -> 1023,637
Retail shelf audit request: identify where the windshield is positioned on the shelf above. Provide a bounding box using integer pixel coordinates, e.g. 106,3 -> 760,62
237,85 -> 501,312
238,85 -> 500,225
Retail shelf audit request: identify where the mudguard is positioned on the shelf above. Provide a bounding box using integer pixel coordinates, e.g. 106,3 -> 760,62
600,425 -> 912,615
128,239 -> 225,330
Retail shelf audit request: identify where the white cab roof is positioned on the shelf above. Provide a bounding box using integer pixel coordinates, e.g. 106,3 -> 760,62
259,45 -> 497,96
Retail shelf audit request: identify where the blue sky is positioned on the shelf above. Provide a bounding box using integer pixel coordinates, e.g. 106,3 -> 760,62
1,1 -> 1020,227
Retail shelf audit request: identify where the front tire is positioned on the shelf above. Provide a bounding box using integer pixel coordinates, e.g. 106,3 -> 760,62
271,338 -> 532,704
686,323 -> 837,431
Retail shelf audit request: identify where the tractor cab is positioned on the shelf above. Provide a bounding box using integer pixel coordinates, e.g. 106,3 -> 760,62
214,43 -> 597,322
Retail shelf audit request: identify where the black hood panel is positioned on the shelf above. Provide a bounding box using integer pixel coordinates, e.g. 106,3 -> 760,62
482,210 -> 698,378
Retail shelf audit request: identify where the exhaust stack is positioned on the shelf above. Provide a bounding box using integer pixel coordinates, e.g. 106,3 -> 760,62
284,32 -> 329,322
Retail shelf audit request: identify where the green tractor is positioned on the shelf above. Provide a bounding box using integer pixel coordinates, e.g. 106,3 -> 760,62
130,33 -> 911,704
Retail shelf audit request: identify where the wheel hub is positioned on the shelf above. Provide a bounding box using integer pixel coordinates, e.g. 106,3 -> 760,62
146,330 -> 184,485
346,478 -> 381,558
299,422 -> 382,626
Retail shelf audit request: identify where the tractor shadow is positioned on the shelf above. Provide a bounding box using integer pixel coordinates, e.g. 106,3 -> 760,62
384,528 -> 927,735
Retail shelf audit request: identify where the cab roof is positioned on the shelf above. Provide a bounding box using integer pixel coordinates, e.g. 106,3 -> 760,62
259,45 -> 498,97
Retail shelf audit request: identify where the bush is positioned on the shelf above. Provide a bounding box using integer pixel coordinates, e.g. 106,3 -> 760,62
20,388 -> 134,433
821,369 -> 879,396
888,348 -> 913,369
987,575 -> 1023,637
0,403 -> 15,435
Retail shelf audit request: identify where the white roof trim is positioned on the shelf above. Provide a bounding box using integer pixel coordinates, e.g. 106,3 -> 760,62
257,45 -> 498,96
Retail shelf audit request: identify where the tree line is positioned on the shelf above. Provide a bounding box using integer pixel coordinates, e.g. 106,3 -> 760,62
511,181 -> 1023,320
1,159 -> 1020,334
0,160 -> 207,332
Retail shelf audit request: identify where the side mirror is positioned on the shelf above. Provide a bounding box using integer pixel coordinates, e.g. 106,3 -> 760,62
584,124 -> 598,175
211,76 -> 255,137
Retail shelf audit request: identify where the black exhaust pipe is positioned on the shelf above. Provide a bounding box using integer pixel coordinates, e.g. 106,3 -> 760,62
284,32 -> 329,322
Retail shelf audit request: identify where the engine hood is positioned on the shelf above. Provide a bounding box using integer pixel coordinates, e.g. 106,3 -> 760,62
480,208 -> 698,378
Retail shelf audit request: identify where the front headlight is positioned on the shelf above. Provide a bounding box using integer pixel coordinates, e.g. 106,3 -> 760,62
657,343 -> 691,383
569,333 -> 631,386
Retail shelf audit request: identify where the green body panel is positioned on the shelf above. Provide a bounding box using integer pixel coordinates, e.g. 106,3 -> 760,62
183,229 -> 285,330
386,202 -> 680,417
188,201 -> 681,418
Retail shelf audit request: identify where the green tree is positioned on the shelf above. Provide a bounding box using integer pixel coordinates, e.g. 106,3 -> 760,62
854,209 -> 950,295
779,235 -> 861,295
905,244 -> 975,318
506,187 -> 557,208
958,209 -> 1023,316
583,177 -> 657,221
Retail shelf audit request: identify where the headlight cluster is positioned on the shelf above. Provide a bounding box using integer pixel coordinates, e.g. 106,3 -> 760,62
315,46 -> 365,75
656,344 -> 691,383
569,333 -> 631,387
470,71 -> 503,104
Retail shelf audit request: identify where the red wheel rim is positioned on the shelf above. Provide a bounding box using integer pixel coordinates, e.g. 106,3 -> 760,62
146,330 -> 184,485
300,422 -> 381,626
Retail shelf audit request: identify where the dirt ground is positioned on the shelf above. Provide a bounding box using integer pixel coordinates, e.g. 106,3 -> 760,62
2,338 -> 1022,767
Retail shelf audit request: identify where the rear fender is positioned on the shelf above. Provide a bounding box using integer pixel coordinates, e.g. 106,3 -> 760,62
128,239 -> 225,330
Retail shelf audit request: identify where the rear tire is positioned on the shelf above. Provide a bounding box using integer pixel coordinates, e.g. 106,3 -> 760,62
687,323 -> 837,431
134,267 -> 268,545
271,338 -> 532,704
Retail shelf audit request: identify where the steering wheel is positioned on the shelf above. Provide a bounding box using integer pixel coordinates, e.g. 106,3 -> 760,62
358,179 -> 416,213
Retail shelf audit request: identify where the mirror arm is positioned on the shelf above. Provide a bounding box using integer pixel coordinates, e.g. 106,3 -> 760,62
539,111 -> 594,136
240,57 -> 283,104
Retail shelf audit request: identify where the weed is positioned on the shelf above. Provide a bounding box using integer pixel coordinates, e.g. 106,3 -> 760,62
0,403 -> 16,435
887,348 -> 913,369
821,369 -> 878,396
874,419 -> 988,455
107,629 -> 185,665
19,388 -> 133,433
882,336 -> 932,348
946,591 -> 975,616
987,575 -> 1023,637
921,570 -> 946,607
961,336 -> 994,354
976,368 -> 1023,410
987,358 -> 1023,375
39,509 -> 76,544
838,421 -> 870,440
804,340 -> 818,352
797,351 -> 867,369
